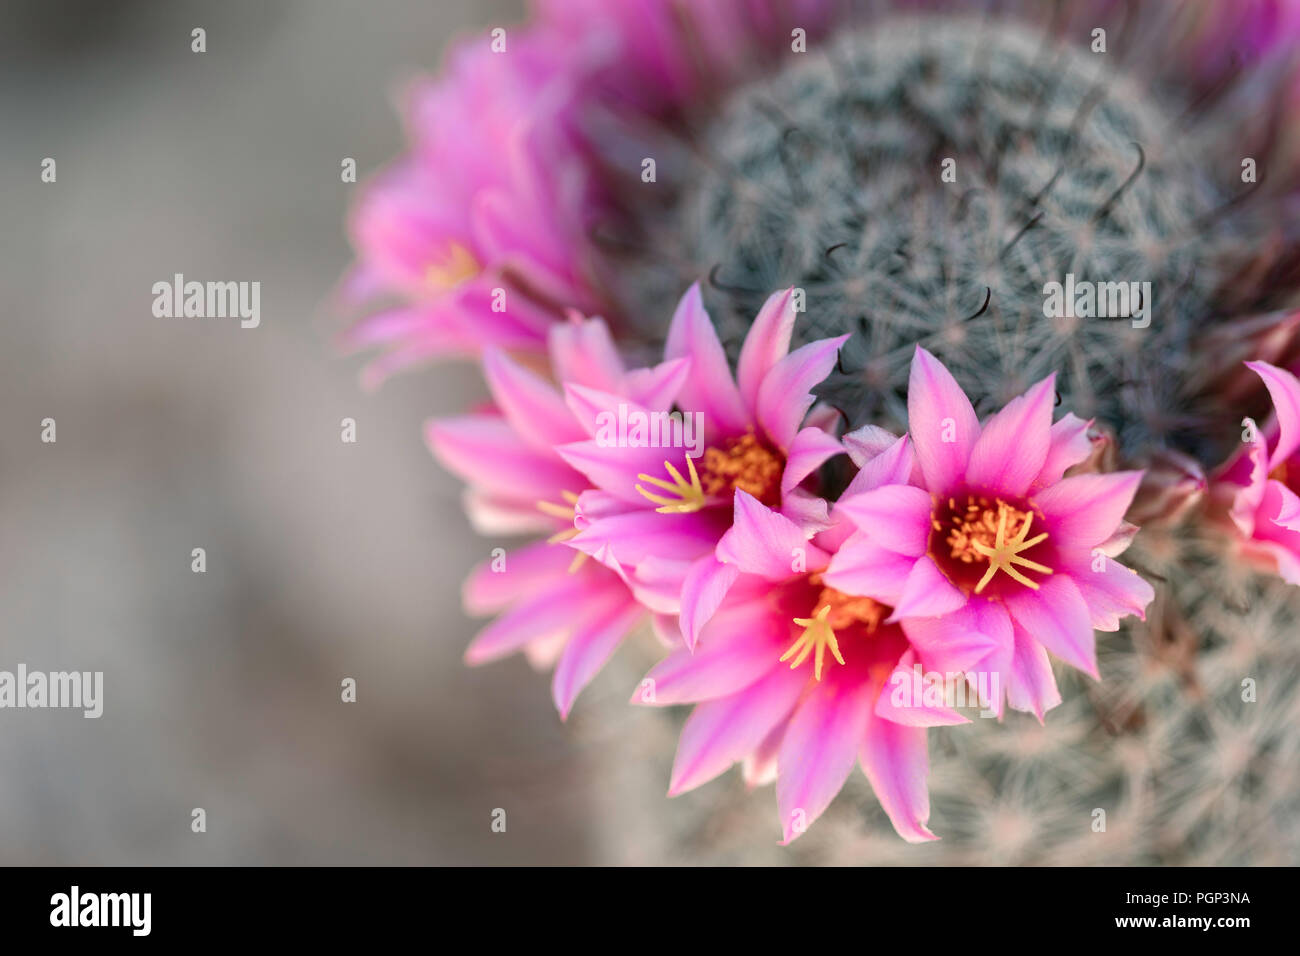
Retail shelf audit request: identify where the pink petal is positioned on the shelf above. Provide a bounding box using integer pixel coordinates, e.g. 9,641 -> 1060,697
663,283 -> 749,437
1006,622 -> 1061,722
622,356 -> 690,412
1069,554 -> 1155,631
464,575 -> 600,665
636,603 -> 786,705
717,489 -> 829,580
1004,574 -> 1098,679
821,533 -> 917,605
547,316 -> 624,392
966,374 -> 1055,497
755,335 -> 851,450
842,424 -> 901,468
781,427 -> 845,499
887,556 -> 968,622
552,600 -> 644,719
859,711 -> 938,843
779,488 -> 833,536
668,666 -> 808,796
555,439 -> 681,505
902,600 -> 1010,676
736,287 -> 796,417
482,348 -> 584,449
874,649 -> 972,727
569,510 -> 717,567
1032,413 -> 1093,491
840,433 -> 916,498
742,719 -> 787,788
1247,360 -> 1300,466
1035,471 -> 1144,548
679,556 -> 741,651
907,346 -> 980,494
836,484 -> 933,556
426,416 -> 581,501
776,675 -> 876,844
462,540 -> 575,615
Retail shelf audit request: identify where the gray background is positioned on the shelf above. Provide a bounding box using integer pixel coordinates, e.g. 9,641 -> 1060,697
0,0 -> 722,865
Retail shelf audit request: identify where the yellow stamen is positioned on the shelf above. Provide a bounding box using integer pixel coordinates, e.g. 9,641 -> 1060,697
636,455 -> 707,514
783,605 -> 845,682
537,491 -> 586,572
969,504 -> 1053,594
425,242 -> 479,290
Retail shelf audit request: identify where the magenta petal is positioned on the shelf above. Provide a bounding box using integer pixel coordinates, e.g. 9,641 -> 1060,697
569,509 -> 717,566
887,556 -> 967,622
842,424 -> 901,467
1006,622 -> 1062,722
668,666 -> 807,796
776,677 -> 875,844
1004,575 -> 1098,679
779,488 -> 833,536
966,374 -> 1055,497
736,287 -> 797,417
755,335 -> 851,450
1247,360 -> 1300,466
743,718 -> 787,788
679,556 -> 741,651
482,348 -> 584,449
622,356 -> 690,412
427,416 -> 582,500
859,711 -> 939,843
781,427 -> 845,499
636,606 -> 785,705
556,439 -> 678,504
547,316 -> 625,393
821,533 -> 917,605
1271,480 -> 1300,533
462,540 -> 574,615
1036,471 -> 1144,548
717,489 -> 829,580
841,434 -> 915,498
836,484 -> 932,556
552,599 -> 644,719
902,600 -> 1009,675
464,575 -> 595,665
907,346 -> 980,493
664,283 -> 750,437
1032,413 -> 1093,491
1069,555 -> 1155,631
874,650 -> 971,727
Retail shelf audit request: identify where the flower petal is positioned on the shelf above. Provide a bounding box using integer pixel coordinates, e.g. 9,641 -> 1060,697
908,346 -> 979,493
552,600 -> 644,719
678,556 -> 741,651
668,666 -> 807,796
821,533 -> 917,605
1006,622 -> 1061,722
664,283 -> 749,437
1247,360 -> 1300,466
887,556 -> 968,622
755,335 -> 851,450
776,676 -> 875,844
1032,413 -> 1093,491
836,484 -> 932,556
1004,574 -> 1098,679
859,711 -> 938,843
781,426 -> 845,500
736,287 -> 796,417
482,347 -> 584,449
1035,471 -> 1144,548
717,489 -> 829,580
966,374 -> 1055,497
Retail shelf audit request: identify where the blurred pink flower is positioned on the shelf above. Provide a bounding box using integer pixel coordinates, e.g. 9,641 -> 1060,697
822,348 -> 1154,720
1212,360 -> 1300,584
427,312 -> 688,717
556,285 -> 848,636
341,32 -> 604,386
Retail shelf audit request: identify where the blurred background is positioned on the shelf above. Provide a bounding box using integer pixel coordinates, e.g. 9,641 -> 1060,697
3,0 -> 1296,866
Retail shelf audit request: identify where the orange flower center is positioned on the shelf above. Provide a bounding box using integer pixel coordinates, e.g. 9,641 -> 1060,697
636,432 -> 783,513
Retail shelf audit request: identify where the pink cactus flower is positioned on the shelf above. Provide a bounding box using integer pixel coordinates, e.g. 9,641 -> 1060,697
554,284 -> 848,635
341,33 -> 603,386
821,348 -> 1155,720
426,312 -> 689,717
1212,360 -> 1300,584
636,435 -> 975,845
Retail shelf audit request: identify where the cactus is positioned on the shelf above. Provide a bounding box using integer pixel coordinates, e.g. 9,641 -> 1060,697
579,14 -> 1300,864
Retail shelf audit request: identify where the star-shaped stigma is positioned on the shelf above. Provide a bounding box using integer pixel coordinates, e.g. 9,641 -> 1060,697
971,503 -> 1053,594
